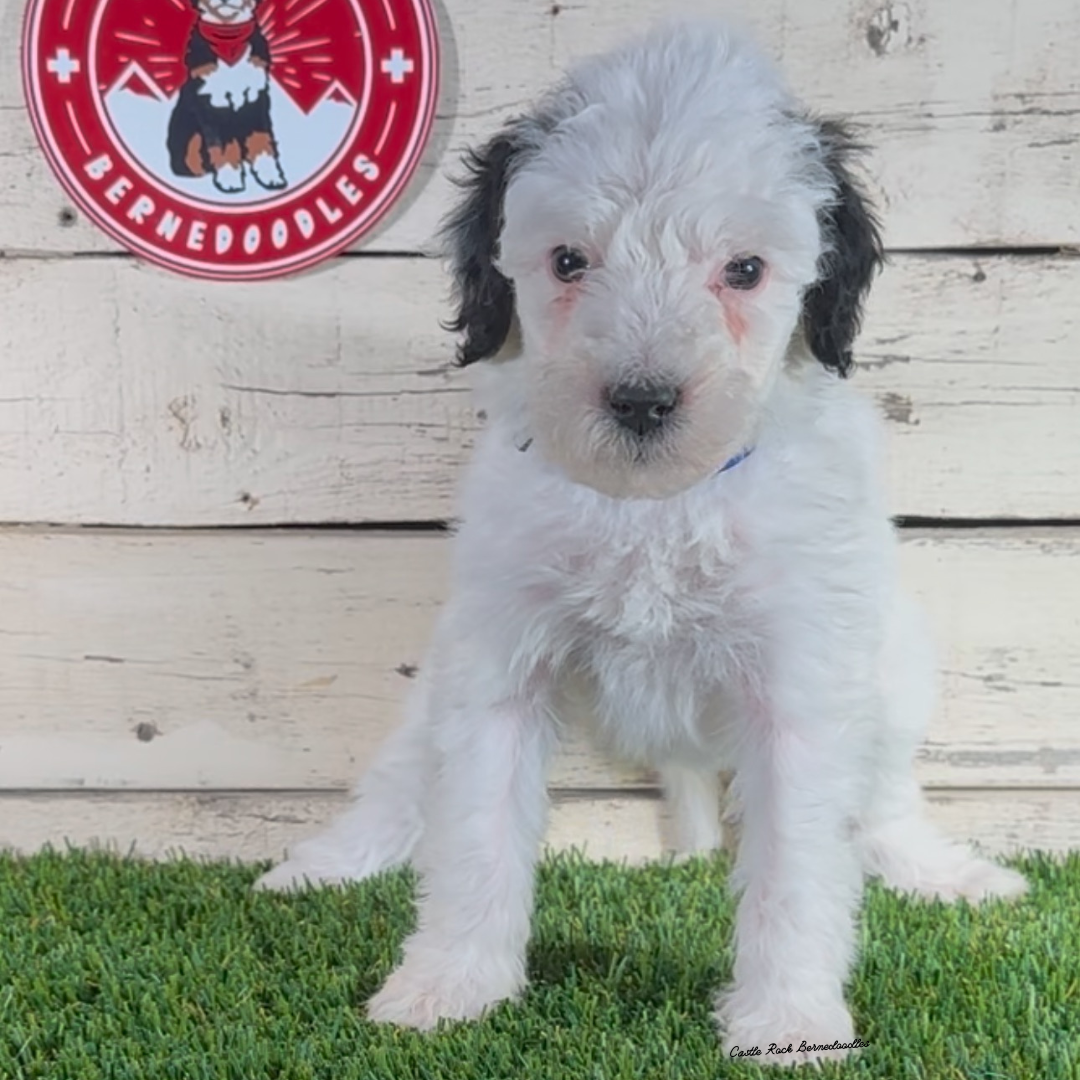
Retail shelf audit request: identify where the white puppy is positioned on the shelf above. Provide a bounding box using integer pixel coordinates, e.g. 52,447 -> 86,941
258,21 -> 1027,1065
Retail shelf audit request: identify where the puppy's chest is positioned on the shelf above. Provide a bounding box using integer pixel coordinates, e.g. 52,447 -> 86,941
556,532 -> 744,647
549,539 -> 748,762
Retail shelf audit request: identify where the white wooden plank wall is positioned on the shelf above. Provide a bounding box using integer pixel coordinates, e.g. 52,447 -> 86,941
4,0 -> 1080,251
1,0 -> 1078,863
1,254 -> 1077,525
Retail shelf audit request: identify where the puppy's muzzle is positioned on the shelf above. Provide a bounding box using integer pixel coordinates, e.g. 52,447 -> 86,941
605,382 -> 680,439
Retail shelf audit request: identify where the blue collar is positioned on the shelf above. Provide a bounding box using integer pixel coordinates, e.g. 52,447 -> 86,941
515,438 -> 754,476
716,446 -> 754,474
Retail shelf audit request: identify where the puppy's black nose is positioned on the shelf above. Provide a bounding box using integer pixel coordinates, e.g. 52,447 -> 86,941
606,383 -> 679,438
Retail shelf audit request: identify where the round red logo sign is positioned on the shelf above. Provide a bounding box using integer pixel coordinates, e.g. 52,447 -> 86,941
22,0 -> 439,280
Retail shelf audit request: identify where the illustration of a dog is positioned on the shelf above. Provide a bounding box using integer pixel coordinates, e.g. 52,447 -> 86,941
166,0 -> 286,194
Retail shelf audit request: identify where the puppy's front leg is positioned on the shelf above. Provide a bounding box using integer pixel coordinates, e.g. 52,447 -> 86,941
717,663 -> 872,1066
367,647 -> 555,1030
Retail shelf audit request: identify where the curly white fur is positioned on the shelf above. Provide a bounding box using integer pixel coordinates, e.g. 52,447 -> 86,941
257,20 -> 1027,1066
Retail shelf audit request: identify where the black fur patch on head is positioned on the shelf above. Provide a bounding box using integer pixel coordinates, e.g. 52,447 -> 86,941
441,120 -> 544,366
801,120 -> 885,377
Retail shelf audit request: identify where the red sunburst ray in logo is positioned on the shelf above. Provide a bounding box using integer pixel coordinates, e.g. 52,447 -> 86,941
96,0 -> 362,113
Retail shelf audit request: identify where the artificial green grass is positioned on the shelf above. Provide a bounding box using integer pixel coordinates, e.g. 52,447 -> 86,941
1,849 -> 1077,1080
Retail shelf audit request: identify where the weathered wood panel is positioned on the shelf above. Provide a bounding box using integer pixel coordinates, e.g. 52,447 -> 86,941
859,252 -> 1080,520
3,789 -> 1074,863
1,253 -> 1076,526
3,0 -> 1079,255
1,527 -> 1076,793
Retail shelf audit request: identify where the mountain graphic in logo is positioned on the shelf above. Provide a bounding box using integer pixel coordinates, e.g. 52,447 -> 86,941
317,80 -> 358,108
108,60 -> 169,102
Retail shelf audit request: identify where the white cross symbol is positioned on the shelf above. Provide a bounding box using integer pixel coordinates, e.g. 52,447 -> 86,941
46,47 -> 81,84
380,48 -> 414,84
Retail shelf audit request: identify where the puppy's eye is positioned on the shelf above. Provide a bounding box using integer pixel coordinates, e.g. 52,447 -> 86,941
552,245 -> 590,283
723,256 -> 765,290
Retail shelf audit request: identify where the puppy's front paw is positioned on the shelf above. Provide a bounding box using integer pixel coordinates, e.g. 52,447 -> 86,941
367,946 -> 525,1030
718,990 -> 859,1068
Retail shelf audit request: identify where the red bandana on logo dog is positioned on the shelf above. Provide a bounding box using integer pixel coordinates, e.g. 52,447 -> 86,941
199,20 -> 257,66
22,0 -> 439,280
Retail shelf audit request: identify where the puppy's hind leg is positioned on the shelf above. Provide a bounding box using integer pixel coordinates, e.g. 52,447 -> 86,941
658,763 -> 724,858
254,672 -> 433,892
857,592 -> 1027,902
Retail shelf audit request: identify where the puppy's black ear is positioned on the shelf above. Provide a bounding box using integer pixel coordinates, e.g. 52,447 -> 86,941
441,127 -> 532,366
800,120 -> 885,377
